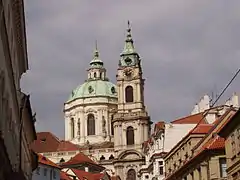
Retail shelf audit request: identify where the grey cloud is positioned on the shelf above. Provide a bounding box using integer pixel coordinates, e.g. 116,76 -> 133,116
22,0 -> 240,138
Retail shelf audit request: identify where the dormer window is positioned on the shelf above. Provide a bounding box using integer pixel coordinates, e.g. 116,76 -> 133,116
40,138 -> 46,142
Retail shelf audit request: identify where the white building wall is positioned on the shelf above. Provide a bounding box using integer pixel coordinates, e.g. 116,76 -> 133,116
164,124 -> 196,152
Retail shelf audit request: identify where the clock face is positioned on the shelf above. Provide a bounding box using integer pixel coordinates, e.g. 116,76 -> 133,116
124,68 -> 133,77
124,58 -> 132,66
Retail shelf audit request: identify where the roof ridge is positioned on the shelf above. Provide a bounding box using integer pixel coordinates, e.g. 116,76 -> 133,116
37,132 -> 61,142
171,112 -> 205,124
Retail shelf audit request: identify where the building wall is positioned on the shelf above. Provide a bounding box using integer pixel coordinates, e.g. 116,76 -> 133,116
164,124 -> 196,152
0,1 -> 30,178
224,123 -> 240,179
32,164 -> 60,180
165,135 -> 203,176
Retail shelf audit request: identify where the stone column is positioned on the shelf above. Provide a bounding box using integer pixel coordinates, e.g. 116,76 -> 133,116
193,169 -> 200,180
200,162 -> 209,180
80,110 -> 85,144
123,126 -> 126,146
64,117 -> 69,140
187,173 -> 193,180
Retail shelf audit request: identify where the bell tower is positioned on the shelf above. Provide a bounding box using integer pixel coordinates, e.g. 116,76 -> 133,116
113,22 -> 151,180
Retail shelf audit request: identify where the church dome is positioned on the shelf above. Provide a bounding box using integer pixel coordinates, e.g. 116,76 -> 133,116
67,80 -> 117,102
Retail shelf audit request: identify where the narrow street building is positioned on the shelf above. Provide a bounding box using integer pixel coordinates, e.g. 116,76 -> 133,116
0,0 -> 38,179
218,109 -> 240,179
164,107 -> 237,180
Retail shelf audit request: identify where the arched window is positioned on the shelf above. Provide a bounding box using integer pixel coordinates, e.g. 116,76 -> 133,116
59,158 -> 65,163
111,114 -> 114,135
93,72 -> 97,78
87,114 -> 95,135
100,155 -> 105,161
70,118 -> 75,139
126,126 -> 134,145
125,86 -> 133,102
109,154 -> 114,160
127,169 -> 136,180
77,118 -> 80,135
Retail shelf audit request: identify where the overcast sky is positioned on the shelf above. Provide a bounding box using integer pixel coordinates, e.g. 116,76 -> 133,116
22,1 -> 240,139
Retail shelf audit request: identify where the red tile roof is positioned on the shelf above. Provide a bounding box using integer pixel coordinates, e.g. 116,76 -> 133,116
60,171 -> 72,180
171,113 -> 205,124
58,141 -> 79,151
32,132 -> 60,153
31,132 -> 80,153
201,135 -> 225,151
154,121 -> 165,132
38,154 -> 60,168
71,168 -> 105,180
190,124 -> 213,134
62,152 -> 97,166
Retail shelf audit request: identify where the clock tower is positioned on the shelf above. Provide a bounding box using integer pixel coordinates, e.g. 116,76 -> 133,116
113,22 -> 151,180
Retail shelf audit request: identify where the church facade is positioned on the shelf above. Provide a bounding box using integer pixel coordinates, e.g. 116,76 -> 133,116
64,23 -> 152,180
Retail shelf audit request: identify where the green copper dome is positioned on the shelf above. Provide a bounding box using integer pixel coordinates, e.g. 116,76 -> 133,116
67,80 -> 117,102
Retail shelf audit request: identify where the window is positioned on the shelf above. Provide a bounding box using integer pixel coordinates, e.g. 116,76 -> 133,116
109,154 -> 114,160
126,126 -> 134,145
159,166 -> 164,175
127,169 -> 136,180
60,158 -> 65,163
100,155 -> 105,161
94,72 -> 97,78
219,158 -> 227,178
36,167 -> 40,175
111,114 -> 114,135
237,129 -> 240,151
43,168 -> 47,176
231,134 -> 236,156
125,86 -> 133,102
70,118 -> 75,139
158,161 -> 163,175
77,118 -> 80,135
53,170 -> 56,179
87,114 -> 95,135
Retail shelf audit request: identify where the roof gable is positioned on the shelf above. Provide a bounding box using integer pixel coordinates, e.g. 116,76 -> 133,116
62,152 -> 97,166
38,154 -> 60,168
31,132 -> 80,153
31,132 -> 60,153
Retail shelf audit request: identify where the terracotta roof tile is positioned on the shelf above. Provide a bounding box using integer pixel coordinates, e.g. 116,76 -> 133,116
154,121 -> 165,132
31,132 -> 60,153
62,152 -> 97,166
60,171 -> 72,180
31,132 -> 80,153
38,154 -> 60,168
202,136 -> 225,150
171,113 -> 205,124
58,141 -> 79,151
190,124 -> 213,134
71,168 -> 105,180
